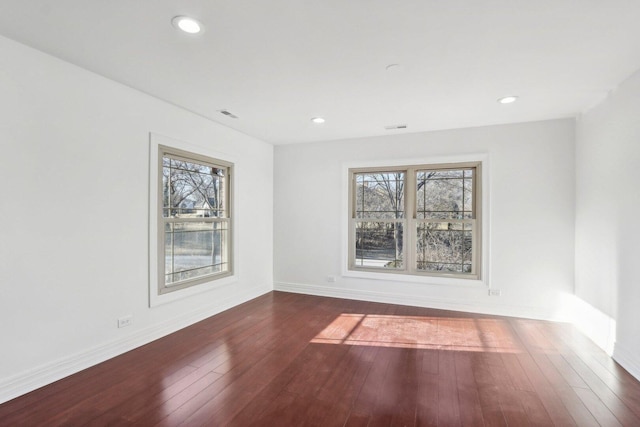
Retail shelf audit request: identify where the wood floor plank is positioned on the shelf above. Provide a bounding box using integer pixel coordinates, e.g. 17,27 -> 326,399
540,321 -> 640,422
343,344 -> 394,424
554,349 -> 640,425
415,350 -> 439,427
156,302 -> 333,426
2,291 -> 640,426
453,351 -> 485,427
389,348 -> 420,427
309,345 -> 378,427
515,390 -> 554,427
516,352 -> 578,426
366,347 -> 419,427
500,352 -> 535,392
510,320 -> 601,426
86,364 -> 211,426
573,387 -> 624,427
437,350 -> 462,426
483,352 -> 531,426
471,351 -> 507,427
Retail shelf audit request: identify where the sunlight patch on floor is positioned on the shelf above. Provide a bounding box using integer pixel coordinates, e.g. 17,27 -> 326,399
311,314 -> 524,353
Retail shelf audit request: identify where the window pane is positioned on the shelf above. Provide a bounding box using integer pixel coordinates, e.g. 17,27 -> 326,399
163,156 -> 227,218
355,172 -> 405,219
165,221 -> 229,285
355,221 -> 403,269
417,168 -> 473,219
416,222 -> 473,273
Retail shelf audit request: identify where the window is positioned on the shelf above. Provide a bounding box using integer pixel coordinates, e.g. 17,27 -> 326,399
158,145 -> 232,294
349,162 -> 481,279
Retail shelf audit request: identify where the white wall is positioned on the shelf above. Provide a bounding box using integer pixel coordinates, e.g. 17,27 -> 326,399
0,35 -> 273,402
274,119 -> 576,320
576,69 -> 640,379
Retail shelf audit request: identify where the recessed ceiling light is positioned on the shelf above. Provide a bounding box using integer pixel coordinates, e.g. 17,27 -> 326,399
311,117 -> 325,124
172,16 -> 203,34
498,96 -> 518,104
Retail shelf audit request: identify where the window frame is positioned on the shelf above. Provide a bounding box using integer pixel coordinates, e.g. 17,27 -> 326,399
156,144 -> 234,296
348,161 -> 482,280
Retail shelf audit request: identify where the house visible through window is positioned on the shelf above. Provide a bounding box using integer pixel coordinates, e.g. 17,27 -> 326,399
159,145 -> 232,294
349,162 -> 481,279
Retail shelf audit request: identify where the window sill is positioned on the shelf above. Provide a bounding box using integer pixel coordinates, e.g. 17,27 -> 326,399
150,273 -> 238,308
341,268 -> 485,288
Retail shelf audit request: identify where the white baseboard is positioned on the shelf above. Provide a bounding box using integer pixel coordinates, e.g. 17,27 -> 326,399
0,284 -> 271,404
613,342 -> 640,382
274,281 -> 555,321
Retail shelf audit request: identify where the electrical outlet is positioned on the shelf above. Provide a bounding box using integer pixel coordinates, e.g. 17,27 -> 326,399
327,275 -> 336,283
488,289 -> 501,297
118,315 -> 133,328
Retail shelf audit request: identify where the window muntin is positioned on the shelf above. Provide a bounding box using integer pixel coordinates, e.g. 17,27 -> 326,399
159,147 -> 232,294
349,163 -> 480,279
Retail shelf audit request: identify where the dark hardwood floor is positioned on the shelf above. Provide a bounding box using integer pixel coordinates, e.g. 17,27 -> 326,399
1,291 -> 640,426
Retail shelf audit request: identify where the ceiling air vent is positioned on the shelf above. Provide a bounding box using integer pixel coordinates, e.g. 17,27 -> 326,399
384,124 -> 408,130
219,110 -> 238,119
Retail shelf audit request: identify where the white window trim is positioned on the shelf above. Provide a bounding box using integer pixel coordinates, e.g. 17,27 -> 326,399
149,133 -> 239,307
341,153 -> 490,288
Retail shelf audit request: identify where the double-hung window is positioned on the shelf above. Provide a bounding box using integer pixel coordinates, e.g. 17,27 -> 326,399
158,145 -> 233,294
349,162 -> 481,279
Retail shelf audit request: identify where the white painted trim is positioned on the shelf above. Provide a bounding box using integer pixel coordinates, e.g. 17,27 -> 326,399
0,284 -> 271,404
274,281 -> 555,321
613,342 -> 640,382
341,269 -> 484,287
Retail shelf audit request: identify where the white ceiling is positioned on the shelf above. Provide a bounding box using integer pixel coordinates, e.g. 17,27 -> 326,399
1,1 -> 640,145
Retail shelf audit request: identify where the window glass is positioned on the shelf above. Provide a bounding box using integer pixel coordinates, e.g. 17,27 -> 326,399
350,163 -> 479,279
354,172 -> 405,219
159,147 -> 232,294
